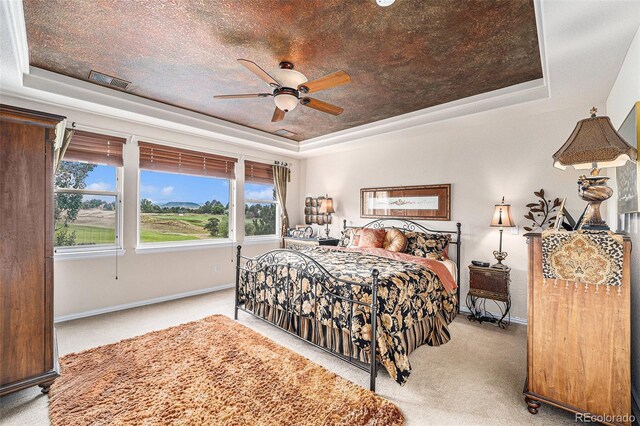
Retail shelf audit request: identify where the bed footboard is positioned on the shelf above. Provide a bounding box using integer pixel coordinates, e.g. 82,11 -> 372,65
234,245 -> 381,392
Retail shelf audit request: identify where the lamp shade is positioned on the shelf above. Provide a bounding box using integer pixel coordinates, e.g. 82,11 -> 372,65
553,109 -> 637,170
491,200 -> 515,228
319,197 -> 335,214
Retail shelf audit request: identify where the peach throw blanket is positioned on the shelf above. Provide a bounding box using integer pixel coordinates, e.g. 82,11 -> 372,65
334,247 -> 457,293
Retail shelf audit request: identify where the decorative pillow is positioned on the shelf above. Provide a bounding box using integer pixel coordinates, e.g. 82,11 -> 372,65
383,228 -> 408,252
339,228 -> 361,247
404,231 -> 451,260
357,228 -> 386,249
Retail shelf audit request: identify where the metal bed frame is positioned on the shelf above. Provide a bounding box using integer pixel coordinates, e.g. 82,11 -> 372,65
234,218 -> 462,392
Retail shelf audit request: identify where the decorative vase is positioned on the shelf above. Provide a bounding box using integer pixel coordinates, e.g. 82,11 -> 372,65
578,174 -> 614,230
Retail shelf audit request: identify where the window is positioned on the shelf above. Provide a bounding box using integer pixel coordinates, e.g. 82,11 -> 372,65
54,130 -> 125,251
245,161 -> 278,237
138,142 -> 237,245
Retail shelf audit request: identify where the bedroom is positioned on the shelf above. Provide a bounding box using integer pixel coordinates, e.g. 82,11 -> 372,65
1,0 -> 639,425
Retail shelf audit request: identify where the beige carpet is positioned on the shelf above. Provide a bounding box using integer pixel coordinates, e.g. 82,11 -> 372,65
48,315 -> 402,426
0,288 -> 576,425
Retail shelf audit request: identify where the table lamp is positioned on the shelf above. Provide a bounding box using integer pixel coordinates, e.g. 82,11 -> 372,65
553,107 -> 637,230
490,196 -> 516,269
318,195 -> 335,239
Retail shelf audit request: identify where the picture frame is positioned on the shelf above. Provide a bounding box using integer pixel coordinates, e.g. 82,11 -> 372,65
553,198 -> 566,230
554,213 -> 564,230
574,205 -> 589,231
304,196 -> 329,225
360,184 -> 451,221
560,207 -> 576,231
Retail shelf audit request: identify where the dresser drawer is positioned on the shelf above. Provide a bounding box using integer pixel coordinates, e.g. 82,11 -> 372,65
468,266 -> 510,301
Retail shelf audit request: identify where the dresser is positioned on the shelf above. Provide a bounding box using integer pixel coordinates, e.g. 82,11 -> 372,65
0,105 -> 65,396
524,233 -> 631,425
283,237 -> 340,250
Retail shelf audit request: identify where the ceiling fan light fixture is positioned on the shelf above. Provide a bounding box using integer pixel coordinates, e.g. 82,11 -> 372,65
271,68 -> 307,89
376,0 -> 396,6
274,93 -> 298,113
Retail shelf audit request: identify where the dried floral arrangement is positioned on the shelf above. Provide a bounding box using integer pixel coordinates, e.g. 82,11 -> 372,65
523,189 -> 562,232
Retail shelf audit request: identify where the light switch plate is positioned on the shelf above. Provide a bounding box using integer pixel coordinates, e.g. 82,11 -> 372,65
511,225 -> 519,235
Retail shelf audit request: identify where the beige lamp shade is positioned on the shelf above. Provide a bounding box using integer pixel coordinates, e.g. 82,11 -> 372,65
319,197 -> 335,214
491,200 -> 515,228
553,109 -> 637,170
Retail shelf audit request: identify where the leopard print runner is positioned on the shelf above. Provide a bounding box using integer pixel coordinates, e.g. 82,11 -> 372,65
541,230 -> 624,287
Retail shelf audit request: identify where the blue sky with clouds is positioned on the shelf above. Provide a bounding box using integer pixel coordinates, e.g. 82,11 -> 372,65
84,166 -> 274,205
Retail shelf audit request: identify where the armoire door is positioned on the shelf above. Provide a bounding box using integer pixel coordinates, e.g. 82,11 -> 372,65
0,121 -> 47,384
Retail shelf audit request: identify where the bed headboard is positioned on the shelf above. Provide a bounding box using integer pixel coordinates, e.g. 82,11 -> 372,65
342,218 -> 462,307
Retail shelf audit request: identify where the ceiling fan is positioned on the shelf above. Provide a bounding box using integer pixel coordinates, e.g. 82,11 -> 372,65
214,59 -> 351,122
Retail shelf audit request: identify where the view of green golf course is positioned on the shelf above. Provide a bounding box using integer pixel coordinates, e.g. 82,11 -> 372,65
55,206 -> 273,246
55,209 -> 231,245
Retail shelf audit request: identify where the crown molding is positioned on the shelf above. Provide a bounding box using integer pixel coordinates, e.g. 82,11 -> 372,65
1,0 -> 29,81
21,68 -> 300,152
4,0 -> 550,157
298,78 -> 549,152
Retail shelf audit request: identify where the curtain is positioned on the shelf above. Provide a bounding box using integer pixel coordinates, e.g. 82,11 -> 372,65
139,142 -> 237,179
272,164 -> 290,247
65,130 -> 127,167
54,128 -> 74,171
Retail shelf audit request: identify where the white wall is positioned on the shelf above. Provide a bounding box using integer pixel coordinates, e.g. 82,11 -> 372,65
301,103 -> 593,320
1,94 -> 301,320
607,27 -> 640,130
606,24 -> 640,418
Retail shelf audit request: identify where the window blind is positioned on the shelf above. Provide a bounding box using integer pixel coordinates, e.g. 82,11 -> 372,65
138,142 -> 237,179
63,130 -> 127,166
245,160 -> 274,185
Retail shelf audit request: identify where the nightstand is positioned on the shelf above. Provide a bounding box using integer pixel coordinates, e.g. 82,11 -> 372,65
283,237 -> 339,250
466,265 -> 511,328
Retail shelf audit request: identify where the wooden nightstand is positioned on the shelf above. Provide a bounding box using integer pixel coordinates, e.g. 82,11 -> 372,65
466,265 -> 511,328
283,237 -> 339,250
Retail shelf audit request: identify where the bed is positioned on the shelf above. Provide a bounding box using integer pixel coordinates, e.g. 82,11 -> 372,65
234,219 -> 461,391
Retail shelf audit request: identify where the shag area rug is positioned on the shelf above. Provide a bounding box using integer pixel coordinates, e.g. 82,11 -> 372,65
49,315 -> 403,425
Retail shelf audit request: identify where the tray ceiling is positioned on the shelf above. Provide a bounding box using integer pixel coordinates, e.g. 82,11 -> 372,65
23,0 -> 542,142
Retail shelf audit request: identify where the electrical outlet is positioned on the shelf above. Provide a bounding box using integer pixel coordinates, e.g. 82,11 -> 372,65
213,265 -> 220,273
511,225 -> 519,235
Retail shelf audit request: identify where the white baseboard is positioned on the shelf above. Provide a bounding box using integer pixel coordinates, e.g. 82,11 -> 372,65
54,283 -> 235,323
458,306 -> 527,326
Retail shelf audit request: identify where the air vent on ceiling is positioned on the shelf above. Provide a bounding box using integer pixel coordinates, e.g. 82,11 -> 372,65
88,70 -> 131,90
274,129 -> 297,137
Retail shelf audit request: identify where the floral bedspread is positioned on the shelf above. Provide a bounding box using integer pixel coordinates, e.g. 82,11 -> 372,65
239,247 -> 457,385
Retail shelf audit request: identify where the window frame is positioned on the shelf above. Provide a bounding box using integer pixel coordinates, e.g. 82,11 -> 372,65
136,165 -> 236,250
53,163 -> 124,255
243,176 -> 280,240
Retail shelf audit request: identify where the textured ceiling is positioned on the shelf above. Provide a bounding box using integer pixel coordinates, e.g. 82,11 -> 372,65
23,0 -> 542,141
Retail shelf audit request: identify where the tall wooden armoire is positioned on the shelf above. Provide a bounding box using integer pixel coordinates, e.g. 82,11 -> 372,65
524,233 -> 632,426
0,105 -> 65,395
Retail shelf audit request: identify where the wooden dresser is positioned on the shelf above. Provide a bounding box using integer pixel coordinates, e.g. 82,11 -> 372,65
0,105 -> 65,396
524,233 -> 631,425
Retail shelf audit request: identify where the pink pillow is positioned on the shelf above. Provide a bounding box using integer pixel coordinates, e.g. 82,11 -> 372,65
357,229 -> 386,249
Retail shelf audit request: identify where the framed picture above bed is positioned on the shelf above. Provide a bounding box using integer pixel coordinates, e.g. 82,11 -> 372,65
360,184 -> 451,221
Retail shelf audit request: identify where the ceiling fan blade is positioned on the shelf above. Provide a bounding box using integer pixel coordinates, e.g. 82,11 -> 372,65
238,59 -> 281,87
300,98 -> 344,116
213,93 -> 272,99
298,71 -> 351,94
272,107 -> 285,122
